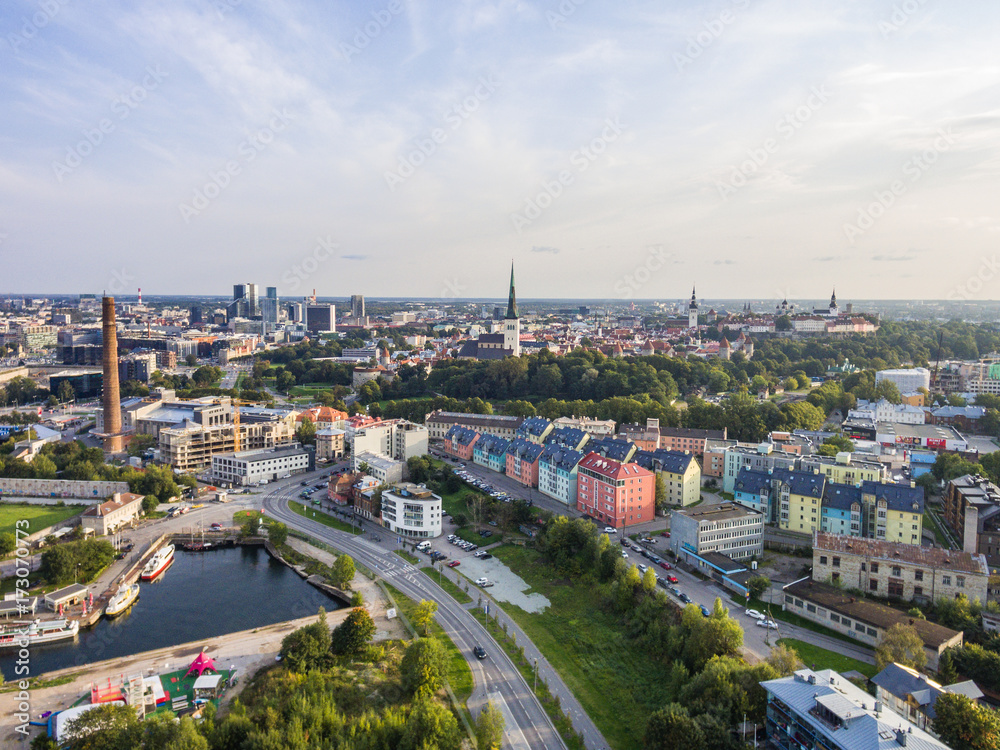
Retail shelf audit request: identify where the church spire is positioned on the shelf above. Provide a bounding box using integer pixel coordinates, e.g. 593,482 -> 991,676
505,261 -> 518,320
689,286 -> 698,310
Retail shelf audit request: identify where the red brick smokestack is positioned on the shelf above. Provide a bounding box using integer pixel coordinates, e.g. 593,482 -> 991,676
102,296 -> 123,453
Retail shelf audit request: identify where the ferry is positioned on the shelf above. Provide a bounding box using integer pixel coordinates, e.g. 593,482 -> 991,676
104,583 -> 140,618
0,619 -> 80,649
140,544 -> 175,581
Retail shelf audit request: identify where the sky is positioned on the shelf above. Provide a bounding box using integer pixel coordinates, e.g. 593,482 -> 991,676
1,0 -> 999,303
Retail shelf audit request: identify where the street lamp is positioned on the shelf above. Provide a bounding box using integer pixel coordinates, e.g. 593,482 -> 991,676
533,658 -> 538,694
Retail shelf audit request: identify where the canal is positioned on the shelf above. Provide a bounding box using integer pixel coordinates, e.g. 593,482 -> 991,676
0,545 -> 341,677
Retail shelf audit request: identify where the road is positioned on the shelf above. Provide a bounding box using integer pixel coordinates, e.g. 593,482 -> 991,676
261,478 -> 571,750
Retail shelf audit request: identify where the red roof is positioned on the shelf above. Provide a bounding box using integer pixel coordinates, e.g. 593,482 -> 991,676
578,452 -> 652,480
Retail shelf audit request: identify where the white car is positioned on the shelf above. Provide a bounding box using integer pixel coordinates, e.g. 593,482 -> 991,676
475,577 -> 489,586
637,564 -> 648,574
621,550 -> 629,558
755,619 -> 779,630
745,609 -> 765,620
603,526 -> 616,534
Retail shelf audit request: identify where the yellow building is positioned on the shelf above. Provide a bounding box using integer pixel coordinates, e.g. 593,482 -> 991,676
635,450 -> 702,507
799,452 -> 888,487
861,482 -> 924,545
774,470 -> 827,534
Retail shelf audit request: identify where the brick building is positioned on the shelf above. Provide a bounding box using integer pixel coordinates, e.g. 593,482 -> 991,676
576,452 -> 654,530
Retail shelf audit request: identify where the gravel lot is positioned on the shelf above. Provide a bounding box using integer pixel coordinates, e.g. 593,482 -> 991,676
459,554 -> 550,614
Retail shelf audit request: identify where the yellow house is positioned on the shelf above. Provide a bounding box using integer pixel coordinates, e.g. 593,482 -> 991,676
774,470 -> 827,534
861,481 -> 924,545
800,452 -> 888,486
635,450 -> 702,507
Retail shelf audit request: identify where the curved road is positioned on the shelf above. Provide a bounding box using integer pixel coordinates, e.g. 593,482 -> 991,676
262,483 -> 566,750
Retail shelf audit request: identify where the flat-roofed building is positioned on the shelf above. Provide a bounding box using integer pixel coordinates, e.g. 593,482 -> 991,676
211,443 -> 313,486
799,451 -> 890,487
657,425 -> 727,458
943,474 -> 1000,567
722,444 -> 799,494
551,415 -> 616,438
669,502 -> 764,562
380,482 -> 442,539
352,451 -> 404,485
316,427 -> 345,461
812,530 -> 989,604
80,492 -> 145,535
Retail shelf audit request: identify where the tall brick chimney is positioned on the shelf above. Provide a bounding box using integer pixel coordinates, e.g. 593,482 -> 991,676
102,296 -> 123,453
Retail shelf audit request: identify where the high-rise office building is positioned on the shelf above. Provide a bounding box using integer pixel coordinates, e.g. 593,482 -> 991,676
231,282 -> 260,320
306,303 -> 336,334
189,305 -> 203,325
350,294 -> 365,319
261,287 -> 279,333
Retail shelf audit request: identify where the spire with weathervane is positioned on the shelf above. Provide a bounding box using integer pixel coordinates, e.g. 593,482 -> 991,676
505,261 -> 519,320
688,286 -> 699,329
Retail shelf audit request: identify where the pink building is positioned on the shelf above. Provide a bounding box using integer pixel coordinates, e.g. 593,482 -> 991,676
443,425 -> 480,461
576,452 -> 654,529
505,437 -> 544,488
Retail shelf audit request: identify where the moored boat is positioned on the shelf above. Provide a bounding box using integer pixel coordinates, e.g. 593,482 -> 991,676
104,583 -> 140,617
0,619 -> 80,649
140,544 -> 175,581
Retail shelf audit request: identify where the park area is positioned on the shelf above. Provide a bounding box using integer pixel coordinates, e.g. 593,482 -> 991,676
0,502 -> 85,538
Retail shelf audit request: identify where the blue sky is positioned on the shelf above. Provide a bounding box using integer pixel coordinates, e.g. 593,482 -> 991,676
1,0 -> 999,302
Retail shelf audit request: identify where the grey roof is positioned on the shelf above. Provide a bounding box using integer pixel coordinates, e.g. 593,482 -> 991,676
518,416 -> 552,438
633,448 -> 697,475
474,433 -> 510,457
872,663 -> 983,721
545,426 -> 588,449
763,669 -> 951,750
658,426 -> 727,440
733,468 -> 773,496
445,424 -> 480,446
506,436 -> 544,462
539,444 -> 585,472
930,405 -> 986,419
772,468 -> 826,498
588,437 -> 636,462
823,482 -> 862,512
860,480 -> 924,514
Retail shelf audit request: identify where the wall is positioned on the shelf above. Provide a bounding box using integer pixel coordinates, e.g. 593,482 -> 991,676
0,477 -> 129,499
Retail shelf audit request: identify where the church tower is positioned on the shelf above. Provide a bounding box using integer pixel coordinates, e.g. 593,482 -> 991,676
503,262 -> 521,356
688,286 -> 699,330
829,288 -> 838,316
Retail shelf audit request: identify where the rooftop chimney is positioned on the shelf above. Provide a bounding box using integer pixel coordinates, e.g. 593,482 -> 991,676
101,296 -> 123,453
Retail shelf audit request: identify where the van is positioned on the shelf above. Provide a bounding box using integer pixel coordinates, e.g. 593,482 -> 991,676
416,541 -> 431,551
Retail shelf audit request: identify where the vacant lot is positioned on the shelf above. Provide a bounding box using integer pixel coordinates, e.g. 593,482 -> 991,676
778,638 -> 877,679
0,502 -> 85,538
490,544 -> 673,750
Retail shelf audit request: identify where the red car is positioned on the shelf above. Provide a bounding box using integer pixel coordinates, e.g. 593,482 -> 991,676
658,561 -> 672,571
661,531 -> 671,538
447,561 -> 461,568
667,576 -> 678,584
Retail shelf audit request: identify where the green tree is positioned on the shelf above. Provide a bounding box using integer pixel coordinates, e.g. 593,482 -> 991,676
332,554 -> 356,589
31,453 -> 57,479
412,599 -> 438,635
330,606 -> 376,656
239,511 -> 262,539
475,701 -> 505,750
642,566 -> 658,593
57,380 -> 76,403
875,623 -> 927,672
654,472 -> 667,512
644,703 -> 705,750
767,642 -> 801,676
279,612 -> 331,672
401,637 -> 446,696
126,433 -> 157,458
267,522 -> 288,547
63,703 -> 141,750
747,574 -> 770,600
275,369 -> 296,392
401,696 -> 462,750
933,693 -> 1000,750
0,532 -> 15,555
296,416 -> 317,446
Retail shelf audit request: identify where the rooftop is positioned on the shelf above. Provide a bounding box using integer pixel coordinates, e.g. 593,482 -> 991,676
814,531 -> 988,574
673,502 -> 763,524
578,452 -> 652,481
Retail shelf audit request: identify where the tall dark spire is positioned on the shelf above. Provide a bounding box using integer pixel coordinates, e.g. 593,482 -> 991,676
689,286 -> 698,310
505,261 -> 518,320
830,288 -> 837,307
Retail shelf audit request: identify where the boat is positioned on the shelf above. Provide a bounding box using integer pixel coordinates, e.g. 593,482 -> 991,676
141,544 -> 175,581
0,619 -> 80,649
104,583 -> 140,618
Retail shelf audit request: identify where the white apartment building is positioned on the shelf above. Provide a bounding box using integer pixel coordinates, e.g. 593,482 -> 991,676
211,444 -> 311,486
876,367 -> 931,393
380,482 -> 442,539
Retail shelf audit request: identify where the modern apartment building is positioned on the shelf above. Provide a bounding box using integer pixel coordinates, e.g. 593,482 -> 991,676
380,482 -> 442,539
505,437 -> 545,488
943,474 -> 1000,566
441,425 -> 480,461
722,444 -> 799,494
472,434 -> 510,474
798,452 -> 889,486
211,443 -> 312,486
576,452 -> 654,529
633,448 -> 701,507
669,502 -> 764,562
352,419 -> 429,464
537,444 -> 585,506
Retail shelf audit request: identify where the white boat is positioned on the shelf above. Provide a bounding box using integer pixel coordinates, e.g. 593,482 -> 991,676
104,583 -> 140,618
141,544 -> 175,581
0,619 -> 80,649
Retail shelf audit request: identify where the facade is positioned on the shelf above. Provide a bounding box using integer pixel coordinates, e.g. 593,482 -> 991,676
472,433 -> 510,474
441,425 -> 480,461
848,398 -> 925,425
295,406 -> 348,429
517,416 -> 553,444
211,443 -> 312,486
425,411 -> 523,440
633,449 -> 701,507
875,421 -> 968,452
872,663 -> 983,738
159,418 -> 295,472
576,452 -> 654,529
812,531 -> 989,604
670,502 -> 764,562
537,444 -> 585,506
80,492 -> 145,535
876,367 -> 931,393
315,427 -> 345,461
763,668 -> 950,750
49,370 -> 103,400
722,444 -> 798,494
380,482 -> 443,539
798,452 -> 889,486
305,303 -> 336,334
702,438 -> 737,478
820,481 -> 925,545
942,474 -> 1000,566
782,579 -> 962,670
551,416 -> 616,438
352,419 -> 429,463
505,437 -> 544,488
657,426 -> 727,458
544,426 -> 589,451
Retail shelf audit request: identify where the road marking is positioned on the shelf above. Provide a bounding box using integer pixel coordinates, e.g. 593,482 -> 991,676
489,687 -> 532,750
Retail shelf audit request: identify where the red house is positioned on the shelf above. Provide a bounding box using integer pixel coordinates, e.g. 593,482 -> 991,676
443,425 -> 480,461
576,452 -> 654,530
505,437 -> 545,488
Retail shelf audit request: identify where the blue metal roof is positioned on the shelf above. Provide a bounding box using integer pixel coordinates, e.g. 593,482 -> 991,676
518,416 -> 552,437
539,444 -> 585,472
861,480 -> 925,514
588,437 -> 636,462
475,433 -> 510,456
506,436 -> 545,462
545,426 -> 587,449
633,448 -> 696,475
732,468 -> 773,496
445,424 -> 480,446
823,482 -> 862,512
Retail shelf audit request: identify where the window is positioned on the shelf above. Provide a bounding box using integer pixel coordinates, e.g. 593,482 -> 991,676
867,627 -> 878,637
807,604 -> 816,613
892,566 -> 901,577
957,576 -> 965,588
820,555 -> 828,566
855,622 -> 866,632
915,570 -> 924,582
914,586 -> 923,597
832,557 -> 841,568
830,613 -> 841,623
832,572 -> 840,582
870,562 -> 879,574
942,575 -> 951,586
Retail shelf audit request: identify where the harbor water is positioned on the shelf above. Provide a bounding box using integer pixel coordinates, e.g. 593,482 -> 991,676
0,545 -> 341,677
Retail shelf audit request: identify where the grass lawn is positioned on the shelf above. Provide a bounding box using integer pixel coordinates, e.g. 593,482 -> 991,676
489,544 -> 673,750
383,583 -> 474,703
778,638 -> 877,679
420,567 -> 473,604
288,501 -> 363,535
436,484 -> 480,517
394,549 -> 419,564
0,503 -> 86,538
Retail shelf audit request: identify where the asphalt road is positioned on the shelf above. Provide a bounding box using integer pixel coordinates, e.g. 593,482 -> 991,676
261,478 -> 569,750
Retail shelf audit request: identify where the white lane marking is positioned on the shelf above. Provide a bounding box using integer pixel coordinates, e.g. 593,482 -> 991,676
489,687 -> 532,750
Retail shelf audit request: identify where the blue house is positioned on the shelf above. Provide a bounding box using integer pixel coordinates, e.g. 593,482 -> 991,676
538,444 -> 585,506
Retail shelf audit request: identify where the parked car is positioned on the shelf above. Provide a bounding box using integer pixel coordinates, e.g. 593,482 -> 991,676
479,553 -> 493,560
473,645 -> 486,659
656,577 -> 668,589
756,619 -> 779,630
475,577 -> 489,586
620,537 -> 631,547
667,576 -> 678,584
603,526 -> 616,534
745,609 -> 765,620
700,605 -> 711,618
480,530 -> 493,538
447,561 -> 461,568
679,593 -> 692,604
636,564 -> 648,574
210,522 -> 223,530
488,520 -> 498,527
658,561 -> 672,571
621,550 -> 629,559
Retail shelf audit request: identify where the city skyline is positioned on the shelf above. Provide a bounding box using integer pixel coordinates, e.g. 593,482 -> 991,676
2,1 -> 999,299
